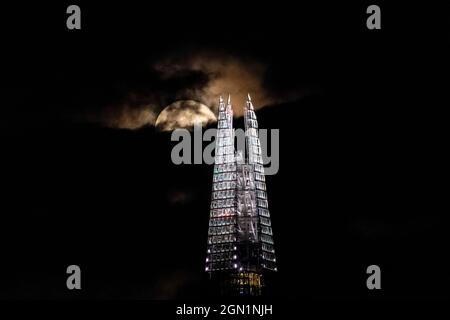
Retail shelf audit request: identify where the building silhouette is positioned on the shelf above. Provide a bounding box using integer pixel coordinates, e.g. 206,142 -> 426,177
205,94 -> 276,296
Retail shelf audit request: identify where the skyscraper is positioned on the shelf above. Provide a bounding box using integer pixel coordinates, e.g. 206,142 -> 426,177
205,94 -> 276,296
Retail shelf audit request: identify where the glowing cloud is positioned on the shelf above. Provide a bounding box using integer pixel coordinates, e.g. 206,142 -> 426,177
155,100 -> 216,131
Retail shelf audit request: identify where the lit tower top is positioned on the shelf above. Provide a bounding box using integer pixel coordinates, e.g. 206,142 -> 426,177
243,93 -> 276,271
205,94 -> 276,297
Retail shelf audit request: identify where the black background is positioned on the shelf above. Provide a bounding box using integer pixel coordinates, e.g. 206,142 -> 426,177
0,0 -> 448,312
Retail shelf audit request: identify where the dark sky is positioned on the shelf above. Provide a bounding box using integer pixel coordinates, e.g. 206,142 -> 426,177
0,0 -> 448,304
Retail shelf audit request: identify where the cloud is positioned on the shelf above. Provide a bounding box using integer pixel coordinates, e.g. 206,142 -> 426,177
69,49 -> 308,130
153,51 -> 274,116
167,189 -> 194,206
98,104 -> 158,130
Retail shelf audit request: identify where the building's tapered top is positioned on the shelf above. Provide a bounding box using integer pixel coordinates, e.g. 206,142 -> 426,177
246,93 -> 254,110
206,93 -> 277,281
224,93 -> 233,114
219,93 -> 258,114
219,95 -> 226,111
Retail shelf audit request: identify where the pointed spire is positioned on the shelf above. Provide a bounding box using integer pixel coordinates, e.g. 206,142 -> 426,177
246,93 -> 254,110
219,95 -> 225,111
227,93 -> 231,105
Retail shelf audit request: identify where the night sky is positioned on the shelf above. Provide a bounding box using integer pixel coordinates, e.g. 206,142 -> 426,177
0,0 -> 448,304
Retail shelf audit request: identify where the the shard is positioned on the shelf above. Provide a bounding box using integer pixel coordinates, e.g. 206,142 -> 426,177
205,94 -> 276,296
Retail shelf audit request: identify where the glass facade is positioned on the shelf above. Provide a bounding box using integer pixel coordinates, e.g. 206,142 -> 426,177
205,95 -> 277,295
